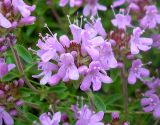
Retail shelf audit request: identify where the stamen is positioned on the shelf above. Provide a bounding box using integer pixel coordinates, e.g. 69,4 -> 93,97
127,7 -> 131,15
44,23 -> 54,37
39,33 -> 45,41
140,61 -> 152,67
120,9 -> 125,15
67,15 -> 72,25
80,15 -> 83,28
111,5 -> 116,16
28,47 -> 37,54
84,18 -> 92,26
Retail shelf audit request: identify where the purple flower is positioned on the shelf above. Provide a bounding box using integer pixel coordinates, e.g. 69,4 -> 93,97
111,8 -> 131,30
0,106 -> 14,125
112,0 -> 126,8
50,53 -> 79,83
84,17 -> 106,38
36,34 -> 65,62
59,0 -> 82,7
152,34 -> 160,49
76,105 -> 104,125
32,62 -> 58,85
0,13 -> 11,28
128,59 -> 150,84
98,42 -> 118,70
12,0 -> 36,18
0,58 -> 15,79
112,112 -> 119,120
69,24 -> 83,44
141,94 -> 160,118
145,78 -> 160,90
82,35 -> 105,60
80,61 -> 112,91
130,27 -> 153,54
83,0 -> 107,17
19,16 -> 36,25
39,112 -> 61,125
140,5 -> 160,29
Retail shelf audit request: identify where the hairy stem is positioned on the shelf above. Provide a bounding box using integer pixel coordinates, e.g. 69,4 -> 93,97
7,35 -> 39,93
120,66 -> 128,119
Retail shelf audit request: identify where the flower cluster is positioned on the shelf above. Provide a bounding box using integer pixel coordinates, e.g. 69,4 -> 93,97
0,0 -> 36,79
59,0 -> 107,16
39,104 -> 104,125
0,79 -> 24,124
0,0 -> 36,29
141,78 -> 160,118
34,16 -> 117,91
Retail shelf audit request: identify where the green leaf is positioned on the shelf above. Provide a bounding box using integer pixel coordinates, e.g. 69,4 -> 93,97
48,82 -> 67,93
1,72 -> 19,82
15,45 -> 33,63
90,93 -> 106,112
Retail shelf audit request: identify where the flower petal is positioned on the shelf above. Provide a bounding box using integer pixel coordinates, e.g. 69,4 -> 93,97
0,13 -> 11,28
2,111 -> 14,125
68,65 -> 79,80
80,75 -> 92,91
128,71 -> 136,84
91,111 -> 104,122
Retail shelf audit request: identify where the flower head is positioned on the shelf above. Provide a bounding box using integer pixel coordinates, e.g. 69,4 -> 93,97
39,112 -> 61,125
83,0 -> 107,17
98,42 -> 118,70
140,5 -> 160,29
49,53 -> 79,84
111,7 -> 131,30
130,27 -> 153,54
12,0 -> 36,18
37,34 -> 65,62
32,62 -> 58,85
80,61 -> 112,91
76,105 -> 104,125
0,58 -> 15,79
59,0 -> 82,7
128,59 -> 150,84
141,94 -> 160,118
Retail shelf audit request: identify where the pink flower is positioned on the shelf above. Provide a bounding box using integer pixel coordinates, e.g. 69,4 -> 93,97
39,112 -> 61,125
98,42 -> 118,70
83,0 -> 107,17
32,62 -> 58,85
140,5 -> 160,29
59,0 -> 82,7
84,17 -> 106,38
0,58 -> 15,79
111,8 -> 131,30
12,0 -> 36,18
80,61 -> 112,91
76,105 -> 104,125
0,13 -> 11,28
130,27 -> 153,54
50,53 -> 79,83
128,59 -> 150,84
0,106 -> 14,125
36,34 -> 65,62
112,0 -> 126,8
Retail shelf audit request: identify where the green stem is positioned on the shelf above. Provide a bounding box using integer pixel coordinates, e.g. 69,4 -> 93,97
7,36 -> 39,93
120,66 -> 128,119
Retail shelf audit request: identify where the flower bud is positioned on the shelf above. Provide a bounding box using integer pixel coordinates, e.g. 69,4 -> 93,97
3,0 -> 11,8
0,90 -> 4,98
19,16 -> 36,25
9,109 -> 17,116
15,100 -> 23,106
18,79 -> 24,87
